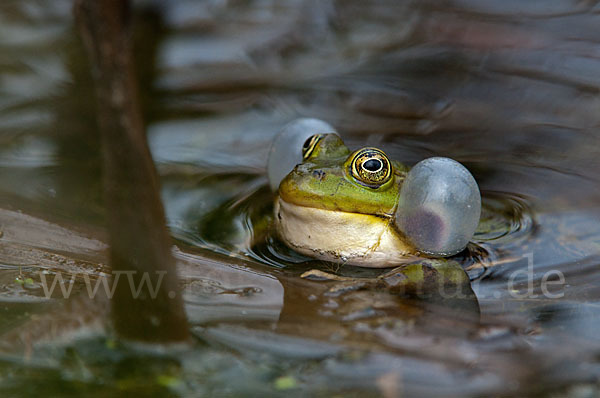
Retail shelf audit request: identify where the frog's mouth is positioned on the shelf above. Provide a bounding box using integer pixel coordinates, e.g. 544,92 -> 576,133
274,196 -> 412,268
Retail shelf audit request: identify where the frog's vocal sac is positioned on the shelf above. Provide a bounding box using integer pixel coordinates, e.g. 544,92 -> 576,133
266,118 -> 481,268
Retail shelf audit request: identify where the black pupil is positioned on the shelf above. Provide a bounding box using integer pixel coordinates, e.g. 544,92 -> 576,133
363,158 -> 382,172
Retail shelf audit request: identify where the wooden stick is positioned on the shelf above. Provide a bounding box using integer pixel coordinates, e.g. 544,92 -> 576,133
74,0 -> 189,343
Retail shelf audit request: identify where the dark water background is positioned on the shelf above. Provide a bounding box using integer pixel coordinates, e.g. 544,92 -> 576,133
1,0 -> 600,396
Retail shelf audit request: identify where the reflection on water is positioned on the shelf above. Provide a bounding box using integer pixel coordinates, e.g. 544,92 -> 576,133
1,0 -> 600,396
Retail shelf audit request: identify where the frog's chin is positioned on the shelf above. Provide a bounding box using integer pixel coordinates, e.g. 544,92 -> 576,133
274,197 -> 414,268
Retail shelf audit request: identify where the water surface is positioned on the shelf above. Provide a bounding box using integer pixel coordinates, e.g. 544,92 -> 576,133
1,0 -> 600,396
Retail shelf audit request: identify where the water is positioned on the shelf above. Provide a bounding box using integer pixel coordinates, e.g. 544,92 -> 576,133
1,0 -> 600,396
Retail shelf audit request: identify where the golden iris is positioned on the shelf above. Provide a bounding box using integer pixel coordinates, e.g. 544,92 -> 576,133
349,147 -> 392,187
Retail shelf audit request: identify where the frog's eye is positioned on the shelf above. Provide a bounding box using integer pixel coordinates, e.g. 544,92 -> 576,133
267,118 -> 337,191
349,148 -> 392,187
394,157 -> 481,257
302,134 -> 323,160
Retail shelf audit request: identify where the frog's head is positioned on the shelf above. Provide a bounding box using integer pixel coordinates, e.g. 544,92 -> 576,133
278,133 -> 406,217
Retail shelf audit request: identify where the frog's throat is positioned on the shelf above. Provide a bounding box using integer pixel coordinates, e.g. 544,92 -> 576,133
274,197 -> 413,268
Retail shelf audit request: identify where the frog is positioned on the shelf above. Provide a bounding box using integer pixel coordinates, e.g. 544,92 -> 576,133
263,118 -> 483,300
274,133 -> 413,268
268,119 -> 481,269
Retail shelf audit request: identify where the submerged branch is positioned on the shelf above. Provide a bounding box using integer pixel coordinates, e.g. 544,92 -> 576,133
74,0 -> 189,343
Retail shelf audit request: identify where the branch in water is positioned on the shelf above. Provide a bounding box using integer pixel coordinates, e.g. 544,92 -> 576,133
74,0 -> 189,343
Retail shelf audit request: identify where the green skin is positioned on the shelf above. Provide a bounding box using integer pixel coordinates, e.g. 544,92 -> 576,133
279,134 -> 409,217
277,134 -> 474,295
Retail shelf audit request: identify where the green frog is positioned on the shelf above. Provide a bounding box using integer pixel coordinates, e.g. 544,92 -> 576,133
268,119 -> 481,269
274,133 -> 412,268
